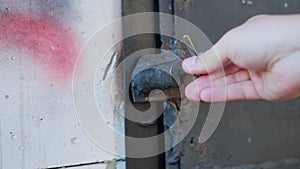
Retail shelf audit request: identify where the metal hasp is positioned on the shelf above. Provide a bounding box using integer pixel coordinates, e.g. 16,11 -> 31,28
130,37 -> 197,168
130,52 -> 185,168
130,36 -> 197,103
130,52 -> 181,103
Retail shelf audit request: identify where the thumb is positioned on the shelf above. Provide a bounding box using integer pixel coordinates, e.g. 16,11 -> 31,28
182,36 -> 230,75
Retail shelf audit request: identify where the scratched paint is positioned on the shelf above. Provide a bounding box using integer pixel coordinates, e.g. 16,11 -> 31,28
0,12 -> 79,83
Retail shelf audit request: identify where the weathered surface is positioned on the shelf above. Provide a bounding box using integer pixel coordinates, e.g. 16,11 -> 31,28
122,0 -> 167,168
157,0 -> 300,168
0,0 -> 124,168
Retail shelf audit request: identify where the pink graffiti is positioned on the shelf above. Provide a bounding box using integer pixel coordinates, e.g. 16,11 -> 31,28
0,13 -> 80,83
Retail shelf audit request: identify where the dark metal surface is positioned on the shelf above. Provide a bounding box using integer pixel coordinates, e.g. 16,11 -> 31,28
124,0 -> 300,168
130,37 -> 198,103
131,68 -> 178,102
170,0 -> 300,168
130,53 -> 179,103
122,0 -> 166,169
174,0 -> 300,43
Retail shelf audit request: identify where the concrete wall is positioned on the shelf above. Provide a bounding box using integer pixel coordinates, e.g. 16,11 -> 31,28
0,1 -> 124,168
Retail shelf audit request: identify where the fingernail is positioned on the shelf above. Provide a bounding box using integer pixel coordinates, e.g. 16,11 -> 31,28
185,82 -> 201,101
200,89 -> 211,102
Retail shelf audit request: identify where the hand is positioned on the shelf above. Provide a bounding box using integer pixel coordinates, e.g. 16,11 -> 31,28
182,14 -> 300,102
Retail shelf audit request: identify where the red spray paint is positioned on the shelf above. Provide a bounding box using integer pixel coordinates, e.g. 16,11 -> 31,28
0,13 -> 79,83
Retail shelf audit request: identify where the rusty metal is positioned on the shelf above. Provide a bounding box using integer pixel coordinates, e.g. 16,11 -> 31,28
130,39 -> 197,103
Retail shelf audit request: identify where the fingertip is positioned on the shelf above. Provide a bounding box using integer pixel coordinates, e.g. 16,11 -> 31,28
185,82 -> 201,101
185,76 -> 211,102
182,56 -> 196,74
182,56 -> 206,75
182,45 -> 229,75
200,88 -> 212,102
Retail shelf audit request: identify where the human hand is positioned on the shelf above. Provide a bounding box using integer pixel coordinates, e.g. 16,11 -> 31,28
182,14 -> 300,102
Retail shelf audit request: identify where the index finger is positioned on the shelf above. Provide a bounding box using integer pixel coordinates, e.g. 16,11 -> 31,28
182,39 -> 230,75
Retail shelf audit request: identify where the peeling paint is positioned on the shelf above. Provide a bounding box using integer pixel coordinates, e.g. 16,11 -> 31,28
102,52 -> 118,81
